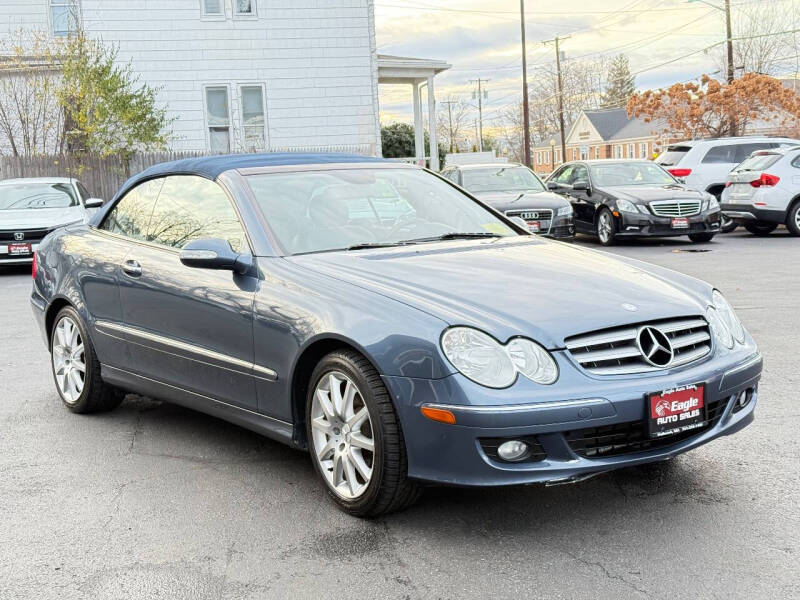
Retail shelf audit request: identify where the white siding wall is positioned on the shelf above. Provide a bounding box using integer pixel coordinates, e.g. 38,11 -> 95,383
2,0 -> 380,154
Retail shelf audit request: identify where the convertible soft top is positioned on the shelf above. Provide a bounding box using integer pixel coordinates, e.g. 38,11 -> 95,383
92,152 -> 389,226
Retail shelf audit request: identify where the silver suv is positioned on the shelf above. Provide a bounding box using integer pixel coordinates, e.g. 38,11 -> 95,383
721,145 -> 800,236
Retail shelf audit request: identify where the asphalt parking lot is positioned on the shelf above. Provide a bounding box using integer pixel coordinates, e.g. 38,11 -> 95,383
1,230 -> 798,600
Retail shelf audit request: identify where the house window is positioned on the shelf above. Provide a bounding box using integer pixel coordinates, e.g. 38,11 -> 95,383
615,145 -> 622,158
640,142 -> 648,159
240,85 -> 266,151
50,0 -> 80,36
627,143 -> 634,158
235,0 -> 255,15
594,146 -> 600,159
203,0 -> 223,16
205,86 -> 231,153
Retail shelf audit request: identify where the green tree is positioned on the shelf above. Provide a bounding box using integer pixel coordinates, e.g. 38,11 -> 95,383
380,122 -> 446,169
56,34 -> 171,156
603,54 -> 636,108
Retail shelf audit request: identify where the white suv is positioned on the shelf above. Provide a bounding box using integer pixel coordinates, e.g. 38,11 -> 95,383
721,145 -> 800,236
655,136 -> 800,198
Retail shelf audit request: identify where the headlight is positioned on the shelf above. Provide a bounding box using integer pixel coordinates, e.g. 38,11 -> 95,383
616,198 -> 638,213
702,193 -> 719,211
556,205 -> 572,217
441,327 -> 558,388
712,289 -> 745,343
636,204 -> 651,215
706,306 -> 733,349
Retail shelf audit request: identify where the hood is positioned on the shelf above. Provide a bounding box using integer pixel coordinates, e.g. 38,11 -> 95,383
0,206 -> 86,231
474,190 -> 570,213
601,184 -> 705,204
288,238 -> 710,348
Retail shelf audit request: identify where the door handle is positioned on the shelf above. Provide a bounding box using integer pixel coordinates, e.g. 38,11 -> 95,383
122,260 -> 142,277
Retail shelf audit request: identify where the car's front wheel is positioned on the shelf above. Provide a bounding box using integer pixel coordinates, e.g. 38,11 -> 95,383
596,208 -> 617,246
744,221 -> 778,236
786,202 -> 800,237
50,307 -> 124,413
306,350 -> 420,517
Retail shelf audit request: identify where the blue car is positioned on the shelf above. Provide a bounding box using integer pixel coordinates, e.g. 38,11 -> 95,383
30,153 -> 762,516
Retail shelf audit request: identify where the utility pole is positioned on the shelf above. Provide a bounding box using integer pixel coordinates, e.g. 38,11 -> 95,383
441,100 -> 458,152
470,78 -> 489,152
520,0 -> 531,167
543,35 -> 570,161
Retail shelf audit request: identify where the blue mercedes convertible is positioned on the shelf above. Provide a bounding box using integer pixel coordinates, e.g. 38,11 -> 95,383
30,153 -> 762,516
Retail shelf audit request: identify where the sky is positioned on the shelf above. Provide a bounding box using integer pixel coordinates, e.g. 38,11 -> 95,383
374,0 -> 798,129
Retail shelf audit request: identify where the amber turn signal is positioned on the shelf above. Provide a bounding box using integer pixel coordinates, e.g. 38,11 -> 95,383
420,406 -> 456,425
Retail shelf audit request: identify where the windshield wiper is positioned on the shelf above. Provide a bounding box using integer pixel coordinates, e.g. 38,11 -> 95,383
345,241 -> 413,251
400,232 -> 503,243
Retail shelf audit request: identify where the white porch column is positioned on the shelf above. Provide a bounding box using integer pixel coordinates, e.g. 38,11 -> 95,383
412,82 -> 424,165
427,75 -> 439,171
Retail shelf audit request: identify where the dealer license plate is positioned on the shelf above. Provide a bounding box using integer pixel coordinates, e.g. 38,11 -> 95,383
8,242 -> 32,256
527,221 -> 541,232
671,217 -> 689,229
648,384 -> 706,438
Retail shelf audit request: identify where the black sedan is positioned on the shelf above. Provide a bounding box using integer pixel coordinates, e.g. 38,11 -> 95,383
440,163 -> 575,239
545,160 -> 722,245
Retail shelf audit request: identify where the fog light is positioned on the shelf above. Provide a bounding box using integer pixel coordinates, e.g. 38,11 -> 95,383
497,440 -> 529,461
732,388 -> 752,413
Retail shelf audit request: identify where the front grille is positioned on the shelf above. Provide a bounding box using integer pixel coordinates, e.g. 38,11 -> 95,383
565,316 -> 712,376
566,398 -> 726,458
505,208 -> 553,234
0,228 -> 51,243
479,436 -> 546,463
649,200 -> 702,217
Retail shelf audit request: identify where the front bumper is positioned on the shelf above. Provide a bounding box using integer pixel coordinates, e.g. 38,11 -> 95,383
720,203 -> 786,224
384,348 -> 761,486
613,210 -> 722,238
0,242 -> 39,263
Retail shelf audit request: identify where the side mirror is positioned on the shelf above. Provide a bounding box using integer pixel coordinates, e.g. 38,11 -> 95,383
179,238 -> 253,275
572,180 -> 590,191
84,198 -> 104,208
546,181 -> 559,190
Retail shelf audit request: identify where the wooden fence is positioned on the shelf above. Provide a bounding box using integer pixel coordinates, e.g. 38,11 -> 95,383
0,144 -> 373,201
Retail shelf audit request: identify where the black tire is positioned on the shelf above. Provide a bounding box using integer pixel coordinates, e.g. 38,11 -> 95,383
50,306 -> 124,414
596,207 -> 617,246
688,233 -> 715,243
785,202 -> 800,237
720,214 -> 738,234
305,350 -> 420,517
744,221 -> 778,236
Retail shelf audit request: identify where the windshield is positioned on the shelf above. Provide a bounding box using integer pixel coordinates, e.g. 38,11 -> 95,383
733,153 -> 781,172
246,168 -> 518,255
655,146 -> 690,166
0,183 -> 79,210
461,166 -> 546,193
590,162 -> 677,187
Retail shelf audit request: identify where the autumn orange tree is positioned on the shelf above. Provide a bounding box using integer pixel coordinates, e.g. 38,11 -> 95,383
627,73 -> 800,138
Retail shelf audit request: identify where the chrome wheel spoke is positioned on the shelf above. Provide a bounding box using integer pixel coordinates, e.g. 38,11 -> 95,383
349,449 -> 372,482
348,407 -> 369,430
342,380 -> 357,421
52,317 -> 85,404
343,454 -> 359,496
349,432 -> 374,452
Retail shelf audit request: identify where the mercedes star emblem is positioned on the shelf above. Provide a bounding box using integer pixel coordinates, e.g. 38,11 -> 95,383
637,326 -> 674,367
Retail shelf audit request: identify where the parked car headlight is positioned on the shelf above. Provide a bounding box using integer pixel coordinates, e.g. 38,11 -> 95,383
616,199 -> 638,213
441,327 -> 557,388
706,306 -> 733,349
702,193 -> 720,211
556,205 -> 573,217
712,289 -> 745,343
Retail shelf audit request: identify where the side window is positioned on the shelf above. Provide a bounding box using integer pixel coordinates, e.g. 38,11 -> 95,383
145,175 -> 247,252
735,143 -> 775,163
75,182 -> 92,201
701,145 -> 737,164
792,154 -> 800,168
555,165 -> 575,184
99,179 -> 164,240
570,165 -> 588,184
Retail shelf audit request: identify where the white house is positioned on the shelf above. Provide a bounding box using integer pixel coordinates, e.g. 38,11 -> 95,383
2,0 -> 429,158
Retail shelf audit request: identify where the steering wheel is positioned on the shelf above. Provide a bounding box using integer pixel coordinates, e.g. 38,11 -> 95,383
386,217 -> 457,240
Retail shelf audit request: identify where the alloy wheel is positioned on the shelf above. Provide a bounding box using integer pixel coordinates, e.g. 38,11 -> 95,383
598,212 -> 613,243
52,317 -> 86,404
310,371 -> 375,499
795,208 -> 800,231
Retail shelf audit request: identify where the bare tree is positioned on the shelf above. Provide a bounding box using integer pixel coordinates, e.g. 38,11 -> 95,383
712,1 -> 799,76
437,96 -> 472,152
0,31 -> 64,156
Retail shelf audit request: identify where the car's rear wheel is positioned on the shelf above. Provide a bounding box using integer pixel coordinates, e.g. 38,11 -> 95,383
744,221 -> 778,236
785,202 -> 800,237
306,350 -> 420,517
50,307 -> 123,414
596,208 -> 617,246
688,233 -> 715,243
